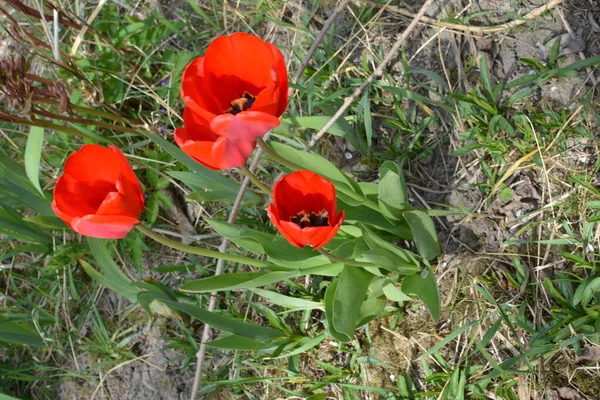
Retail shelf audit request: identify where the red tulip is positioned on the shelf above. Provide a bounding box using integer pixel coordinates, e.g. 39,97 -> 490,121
267,170 -> 345,250
52,144 -> 144,239
176,32 -> 288,170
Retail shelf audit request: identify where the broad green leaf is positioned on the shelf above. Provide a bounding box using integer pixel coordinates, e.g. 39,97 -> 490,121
403,210 -> 440,261
270,334 -> 326,360
355,295 -> 386,328
323,280 -> 349,342
168,170 -> 258,203
0,149 -> 52,215
341,200 -> 412,239
360,224 -> 422,270
207,219 -> 329,268
180,271 -> 298,293
359,248 -> 420,275
361,88 -> 373,148
250,288 -> 322,309
381,86 -> 454,112
25,126 -> 45,196
377,161 -> 408,221
142,293 -> 286,342
87,238 -> 139,301
382,280 -> 412,303
0,394 -> 24,400
402,267 -> 440,321
332,266 -> 373,341
0,316 -> 44,348
23,215 -> 67,230
479,52 -> 493,98
283,115 -> 355,139
207,335 -> 267,351
269,142 -> 364,201
86,239 -> 171,316
0,205 -> 51,243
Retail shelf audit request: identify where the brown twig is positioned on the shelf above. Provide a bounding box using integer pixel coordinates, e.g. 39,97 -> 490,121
304,0 -> 435,151
291,0 -> 351,90
358,0 -> 564,34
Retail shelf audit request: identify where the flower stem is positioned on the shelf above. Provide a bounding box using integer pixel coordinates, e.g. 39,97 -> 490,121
256,137 -> 304,171
317,248 -> 376,268
136,224 -> 273,268
239,164 -> 272,195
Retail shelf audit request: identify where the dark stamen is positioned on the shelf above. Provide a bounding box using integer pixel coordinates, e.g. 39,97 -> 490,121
225,91 -> 256,115
290,210 -> 330,228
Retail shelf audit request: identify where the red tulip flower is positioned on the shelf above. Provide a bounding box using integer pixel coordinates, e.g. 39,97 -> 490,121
176,32 -> 288,170
52,144 -> 144,239
267,170 -> 345,250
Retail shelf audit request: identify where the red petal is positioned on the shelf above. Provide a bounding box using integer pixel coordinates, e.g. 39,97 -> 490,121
204,33 -> 280,97
210,111 -> 280,141
71,214 -> 140,239
181,57 -> 222,120
63,144 -> 122,184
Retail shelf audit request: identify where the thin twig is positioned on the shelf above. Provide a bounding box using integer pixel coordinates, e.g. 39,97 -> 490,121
188,139 -> 266,400
358,0 -> 564,34
304,0 -> 435,151
291,0 -> 351,88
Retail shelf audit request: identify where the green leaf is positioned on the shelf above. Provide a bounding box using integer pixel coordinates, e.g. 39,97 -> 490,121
378,162 -> 408,220
479,53 -> 493,98
282,115 -> 355,139
180,271 -> 298,293
403,210 -> 440,261
207,335 -> 267,351
382,280 -> 412,303
402,267 -> 440,321
323,280 -> 349,342
87,238 -> 140,301
25,126 -> 45,196
331,266 -> 373,341
355,295 -> 386,328
0,393 -> 24,400
250,288 -> 322,309
0,316 -> 44,348
359,248 -> 420,275
361,88 -> 373,148
269,142 -> 364,202
360,224 -> 422,271
142,293 -> 286,342
23,215 -> 67,230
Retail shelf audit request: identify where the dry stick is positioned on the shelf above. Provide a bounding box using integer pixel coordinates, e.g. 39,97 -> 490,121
291,0 -> 352,87
304,0 -> 435,151
187,4 -> 353,397
359,0 -> 564,34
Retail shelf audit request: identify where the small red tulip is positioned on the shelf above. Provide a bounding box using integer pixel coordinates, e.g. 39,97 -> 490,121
267,170 -> 345,250
176,32 -> 288,170
52,144 -> 144,239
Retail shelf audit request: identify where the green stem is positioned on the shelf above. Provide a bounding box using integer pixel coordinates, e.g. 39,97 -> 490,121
257,137 -> 304,171
136,224 -> 273,268
239,165 -> 272,195
317,248 -> 376,268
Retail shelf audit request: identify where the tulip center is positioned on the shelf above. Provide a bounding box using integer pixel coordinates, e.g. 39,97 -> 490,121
290,209 -> 330,228
225,91 -> 256,115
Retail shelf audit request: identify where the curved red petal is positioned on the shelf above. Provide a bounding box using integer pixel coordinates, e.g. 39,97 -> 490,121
63,144 -> 122,184
204,33 -> 280,93
312,210 -> 345,249
181,57 -> 222,118
268,205 -> 304,248
71,214 -> 140,239
210,111 -> 280,141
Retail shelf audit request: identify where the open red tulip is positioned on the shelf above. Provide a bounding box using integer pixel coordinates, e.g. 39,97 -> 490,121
52,144 -> 144,239
176,32 -> 288,170
267,170 -> 345,250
